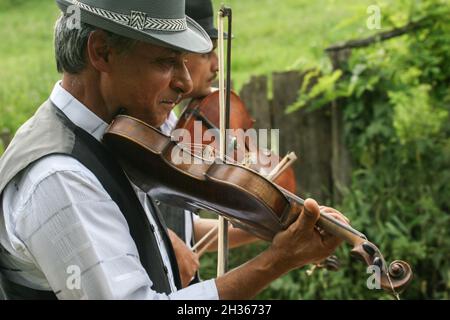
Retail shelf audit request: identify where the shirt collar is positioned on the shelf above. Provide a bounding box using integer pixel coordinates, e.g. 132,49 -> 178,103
160,110 -> 178,135
49,81 -> 108,142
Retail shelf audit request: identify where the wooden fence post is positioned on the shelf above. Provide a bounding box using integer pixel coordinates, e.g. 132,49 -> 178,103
271,71 -> 332,203
239,75 -> 271,130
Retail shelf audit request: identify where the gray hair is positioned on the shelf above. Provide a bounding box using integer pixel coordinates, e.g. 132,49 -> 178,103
54,14 -> 138,74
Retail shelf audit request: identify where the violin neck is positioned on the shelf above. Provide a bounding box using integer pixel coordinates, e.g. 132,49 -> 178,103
278,186 -> 367,245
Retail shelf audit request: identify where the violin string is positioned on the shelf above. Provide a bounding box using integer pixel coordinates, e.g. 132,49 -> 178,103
177,142 -> 256,167
378,253 -> 401,300
178,142 -> 365,238
276,185 -> 368,239
387,272 -> 401,300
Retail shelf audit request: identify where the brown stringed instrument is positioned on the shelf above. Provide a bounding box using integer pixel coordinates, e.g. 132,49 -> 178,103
103,114 -> 413,297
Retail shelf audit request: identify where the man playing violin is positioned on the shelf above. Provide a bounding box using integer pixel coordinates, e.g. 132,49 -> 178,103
0,0 -> 348,299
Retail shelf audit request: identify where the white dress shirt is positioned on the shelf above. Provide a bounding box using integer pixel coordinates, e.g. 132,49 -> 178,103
0,82 -> 218,300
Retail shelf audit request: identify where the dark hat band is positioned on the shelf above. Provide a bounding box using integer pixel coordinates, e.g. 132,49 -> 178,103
73,0 -> 187,32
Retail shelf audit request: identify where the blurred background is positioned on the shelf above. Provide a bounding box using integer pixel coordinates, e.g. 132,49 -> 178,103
0,0 -> 449,299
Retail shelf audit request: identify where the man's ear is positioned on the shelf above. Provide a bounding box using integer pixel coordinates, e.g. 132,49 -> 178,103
87,30 -> 113,73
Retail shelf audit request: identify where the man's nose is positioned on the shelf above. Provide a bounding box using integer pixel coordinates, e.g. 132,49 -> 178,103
210,51 -> 219,73
171,62 -> 193,95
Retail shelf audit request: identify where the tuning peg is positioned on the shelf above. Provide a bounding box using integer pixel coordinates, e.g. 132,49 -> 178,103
373,257 -> 383,269
323,255 -> 340,271
362,242 -> 376,256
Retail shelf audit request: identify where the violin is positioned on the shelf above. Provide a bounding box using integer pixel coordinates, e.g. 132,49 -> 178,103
175,89 -> 344,273
102,114 -> 413,296
175,89 -> 297,193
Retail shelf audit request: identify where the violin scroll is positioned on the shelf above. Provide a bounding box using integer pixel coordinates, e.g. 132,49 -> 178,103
350,241 -> 413,294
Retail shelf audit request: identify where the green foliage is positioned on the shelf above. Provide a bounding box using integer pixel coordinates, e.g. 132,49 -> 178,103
390,84 -> 448,144
285,69 -> 344,113
270,0 -> 450,299
0,0 -> 28,11
211,0 -> 388,90
0,0 -> 60,133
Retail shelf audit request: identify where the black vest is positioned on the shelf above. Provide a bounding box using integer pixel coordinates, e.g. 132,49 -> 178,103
160,203 -> 189,243
0,105 -> 182,299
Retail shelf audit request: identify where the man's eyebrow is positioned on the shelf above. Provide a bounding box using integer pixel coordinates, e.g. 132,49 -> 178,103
162,48 -> 190,59
165,48 -> 183,56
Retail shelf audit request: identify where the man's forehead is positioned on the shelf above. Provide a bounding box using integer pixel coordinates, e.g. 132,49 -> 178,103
166,48 -> 188,57
140,42 -> 187,57
159,46 -> 184,56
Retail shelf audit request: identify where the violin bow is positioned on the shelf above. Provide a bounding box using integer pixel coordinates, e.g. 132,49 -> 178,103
216,5 -> 233,276
266,151 -> 298,181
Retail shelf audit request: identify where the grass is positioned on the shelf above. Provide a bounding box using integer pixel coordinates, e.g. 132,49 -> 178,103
1,0 -> 388,140
211,0 -> 386,87
0,0 -> 60,135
